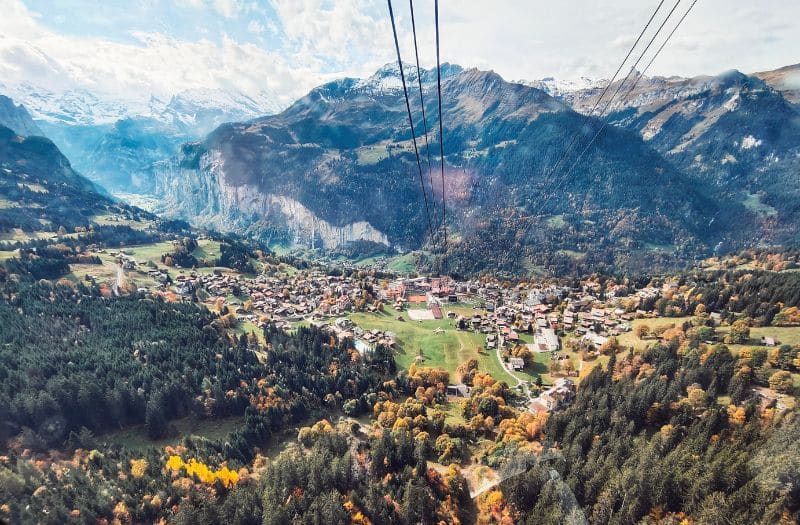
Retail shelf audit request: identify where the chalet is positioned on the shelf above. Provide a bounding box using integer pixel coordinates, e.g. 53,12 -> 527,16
508,357 -> 525,370
447,384 -> 471,397
529,378 -> 575,413
583,331 -> 608,348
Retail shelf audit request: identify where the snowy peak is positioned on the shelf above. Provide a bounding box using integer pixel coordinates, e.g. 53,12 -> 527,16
0,82 -> 281,131
161,88 -> 281,134
517,76 -> 609,97
354,62 -> 463,95
0,82 -> 135,125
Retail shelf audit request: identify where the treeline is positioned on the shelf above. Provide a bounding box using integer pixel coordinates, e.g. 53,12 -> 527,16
213,428 -> 472,525
0,280 -> 261,444
498,342 -> 800,523
0,297 -> 404,524
654,269 -> 800,325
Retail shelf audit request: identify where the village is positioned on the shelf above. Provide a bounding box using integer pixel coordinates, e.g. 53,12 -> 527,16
72,236 -> 796,418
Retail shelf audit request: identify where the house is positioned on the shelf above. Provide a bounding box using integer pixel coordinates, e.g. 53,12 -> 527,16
508,357 -> 525,370
530,378 -> 576,413
533,328 -> 559,352
583,331 -> 608,348
446,384 -> 471,397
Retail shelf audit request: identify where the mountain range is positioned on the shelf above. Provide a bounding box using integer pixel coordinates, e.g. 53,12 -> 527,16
146,62 -> 799,274
0,82 -> 282,193
1,62 -> 798,276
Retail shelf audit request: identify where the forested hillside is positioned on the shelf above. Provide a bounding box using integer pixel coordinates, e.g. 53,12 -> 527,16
501,344 -> 799,523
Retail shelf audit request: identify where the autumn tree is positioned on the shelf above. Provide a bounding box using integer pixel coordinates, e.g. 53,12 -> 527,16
726,318 -> 751,344
768,371 -> 794,394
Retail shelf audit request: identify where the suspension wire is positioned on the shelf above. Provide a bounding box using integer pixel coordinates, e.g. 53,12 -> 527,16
530,0 -> 684,219
387,0 -> 436,242
540,0 -> 667,185
435,0 -> 448,274
550,0 -> 699,202
409,0 -> 438,225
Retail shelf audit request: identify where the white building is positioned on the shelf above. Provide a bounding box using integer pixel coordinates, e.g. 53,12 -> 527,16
533,328 -> 560,352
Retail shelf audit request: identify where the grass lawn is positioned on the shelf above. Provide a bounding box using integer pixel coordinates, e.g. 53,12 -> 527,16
349,311 -> 518,384
718,325 -> 800,356
386,253 -> 418,274
546,215 -> 566,229
234,319 -> 266,345
356,145 -> 390,165
439,401 -> 465,426
742,193 -> 778,218
192,239 -> 221,262
269,243 -> 293,256
616,316 -> 694,352
101,415 -> 243,452
124,241 -> 175,262
514,351 -> 554,385
0,249 -> 19,261
0,228 -> 55,242
91,212 -> 155,231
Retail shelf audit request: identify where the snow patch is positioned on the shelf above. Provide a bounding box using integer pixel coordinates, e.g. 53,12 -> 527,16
740,135 -> 762,150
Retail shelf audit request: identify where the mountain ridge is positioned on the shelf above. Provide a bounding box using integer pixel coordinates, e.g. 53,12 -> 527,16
150,64 -> 746,275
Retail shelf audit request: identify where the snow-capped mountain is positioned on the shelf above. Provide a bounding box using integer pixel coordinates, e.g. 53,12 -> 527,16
515,76 -> 609,98
161,88 -> 283,135
0,82 -> 281,130
0,82 -> 283,195
347,62 -> 462,96
0,82 -> 146,126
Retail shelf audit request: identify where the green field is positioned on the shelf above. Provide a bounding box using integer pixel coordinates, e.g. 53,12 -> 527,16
101,415 -> 243,451
124,241 -> 176,261
546,215 -> 567,229
743,193 -> 778,218
616,316 -> 694,351
386,253 -> 418,274
0,228 -> 55,242
91,212 -> 155,230
720,325 -> 800,353
234,319 -> 266,345
192,239 -> 222,262
349,310 -> 518,384
615,316 -> 800,361
356,145 -> 390,165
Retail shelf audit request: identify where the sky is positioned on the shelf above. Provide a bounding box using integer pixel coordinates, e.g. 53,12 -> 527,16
1,0 -> 798,109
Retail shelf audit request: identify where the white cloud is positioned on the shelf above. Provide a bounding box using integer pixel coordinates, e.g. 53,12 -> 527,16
1,0 -> 799,119
271,0 -> 392,75
0,0 -> 323,109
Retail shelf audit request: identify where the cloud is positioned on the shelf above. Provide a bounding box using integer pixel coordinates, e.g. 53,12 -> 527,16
271,0 -> 392,74
0,0 -> 327,109
1,0 -> 799,116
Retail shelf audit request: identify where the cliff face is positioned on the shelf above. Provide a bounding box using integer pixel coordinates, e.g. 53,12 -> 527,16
155,150 -> 389,249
